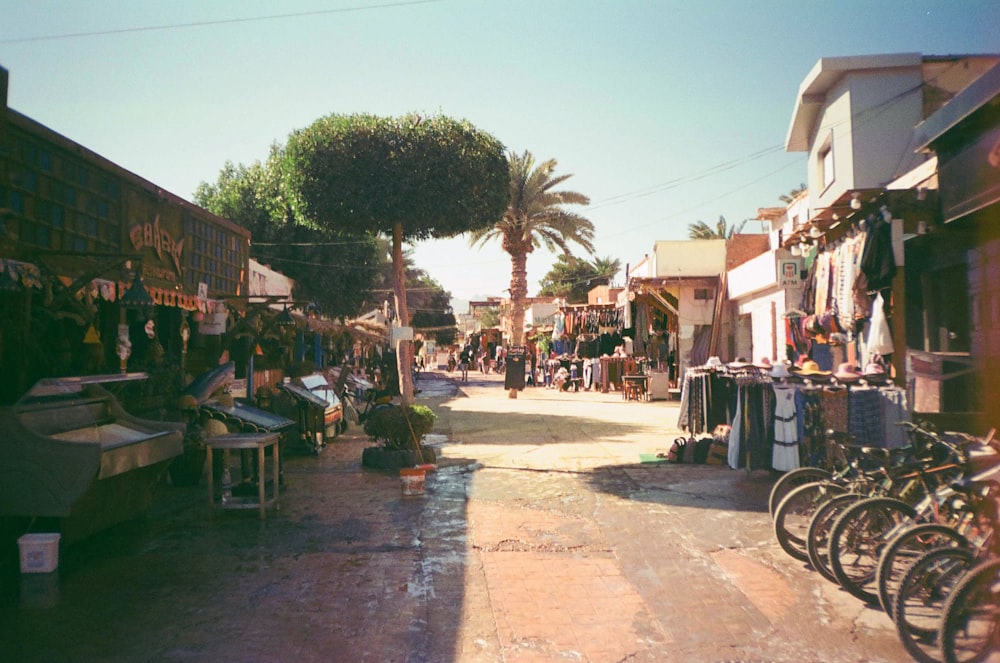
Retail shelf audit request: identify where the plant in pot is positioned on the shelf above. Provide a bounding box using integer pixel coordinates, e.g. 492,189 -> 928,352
168,394 -> 207,486
361,404 -> 438,470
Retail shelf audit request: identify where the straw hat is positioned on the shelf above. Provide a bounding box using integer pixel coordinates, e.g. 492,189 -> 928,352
705,356 -> 723,368
794,360 -> 830,376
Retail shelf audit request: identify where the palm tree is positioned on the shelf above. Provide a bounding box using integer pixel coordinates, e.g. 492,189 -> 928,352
687,215 -> 747,240
590,255 -> 622,286
469,150 -> 594,351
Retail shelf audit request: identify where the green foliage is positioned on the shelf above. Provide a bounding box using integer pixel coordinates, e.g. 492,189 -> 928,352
284,113 -> 509,241
468,150 -> 594,344
363,404 -> 437,449
478,308 -> 501,329
687,215 -> 747,240
409,273 -> 458,346
779,183 -> 807,204
538,254 -> 621,303
194,145 -> 380,318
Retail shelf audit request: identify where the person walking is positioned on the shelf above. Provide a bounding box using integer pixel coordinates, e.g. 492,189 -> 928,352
459,344 -> 472,382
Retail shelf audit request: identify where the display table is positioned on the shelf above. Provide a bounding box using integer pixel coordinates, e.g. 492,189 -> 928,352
622,374 -> 648,401
205,432 -> 280,519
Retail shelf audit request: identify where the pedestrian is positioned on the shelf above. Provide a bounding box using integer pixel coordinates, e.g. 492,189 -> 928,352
459,344 -> 471,382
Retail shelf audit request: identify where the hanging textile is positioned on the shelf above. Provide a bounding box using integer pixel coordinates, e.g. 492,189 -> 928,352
847,384 -> 883,447
772,382 -> 800,471
860,215 -> 896,292
727,373 -> 774,471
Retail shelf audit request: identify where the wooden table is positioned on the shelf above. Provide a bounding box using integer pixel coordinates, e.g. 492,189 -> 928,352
205,432 -> 280,519
622,374 -> 649,401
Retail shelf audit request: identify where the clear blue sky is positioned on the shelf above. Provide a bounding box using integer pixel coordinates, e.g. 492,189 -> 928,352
2,1 -> 998,308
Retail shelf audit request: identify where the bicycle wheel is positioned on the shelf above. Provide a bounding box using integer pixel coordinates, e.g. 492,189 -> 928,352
829,496 -> 917,604
773,481 -> 847,562
940,558 -> 1000,663
876,523 -> 968,617
807,492 -> 864,584
768,466 -> 832,519
893,547 -> 974,663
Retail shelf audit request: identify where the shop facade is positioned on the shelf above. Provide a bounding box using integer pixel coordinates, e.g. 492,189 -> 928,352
911,60 -> 1000,432
0,66 -> 249,408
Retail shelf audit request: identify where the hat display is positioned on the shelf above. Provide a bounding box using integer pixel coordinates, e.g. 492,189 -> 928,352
863,362 -> 885,375
705,356 -> 723,368
770,362 -> 792,379
794,360 -> 830,376
833,362 -> 862,382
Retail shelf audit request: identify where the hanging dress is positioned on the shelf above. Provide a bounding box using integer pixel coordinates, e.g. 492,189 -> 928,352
772,383 -> 800,471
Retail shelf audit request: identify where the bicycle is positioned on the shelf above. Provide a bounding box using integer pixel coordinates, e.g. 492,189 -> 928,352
830,430 -> 1000,606
939,556 -> 1000,663
892,478 -> 1000,663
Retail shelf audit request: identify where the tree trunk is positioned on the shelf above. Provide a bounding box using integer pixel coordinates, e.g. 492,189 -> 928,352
508,247 -> 529,347
392,222 -> 415,405
507,245 -> 529,399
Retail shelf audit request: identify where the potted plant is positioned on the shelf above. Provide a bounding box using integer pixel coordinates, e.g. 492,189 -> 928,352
168,394 -> 208,486
361,404 -> 438,470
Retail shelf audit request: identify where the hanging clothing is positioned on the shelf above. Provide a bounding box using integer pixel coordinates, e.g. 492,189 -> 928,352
848,385 -> 883,447
772,383 -> 800,472
820,387 -> 849,433
814,251 -> 832,317
879,385 -> 910,448
860,216 -> 896,292
859,291 -> 894,368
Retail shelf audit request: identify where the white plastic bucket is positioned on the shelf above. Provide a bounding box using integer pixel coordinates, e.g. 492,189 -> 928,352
400,468 -> 426,497
18,533 -> 61,574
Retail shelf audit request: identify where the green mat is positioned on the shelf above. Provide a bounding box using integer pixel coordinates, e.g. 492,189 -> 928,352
639,453 -> 669,464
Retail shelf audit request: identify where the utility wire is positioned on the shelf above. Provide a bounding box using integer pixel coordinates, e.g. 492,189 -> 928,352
0,1 -> 443,44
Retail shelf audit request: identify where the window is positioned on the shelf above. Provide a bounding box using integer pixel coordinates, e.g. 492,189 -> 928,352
694,288 -> 713,301
818,130 -> 834,191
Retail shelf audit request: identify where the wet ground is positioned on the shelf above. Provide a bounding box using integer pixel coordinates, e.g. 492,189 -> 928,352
0,368 -> 915,662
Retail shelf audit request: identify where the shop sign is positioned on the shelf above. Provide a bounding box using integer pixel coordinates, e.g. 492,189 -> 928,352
779,259 -> 801,286
129,214 -> 184,276
199,311 -> 228,336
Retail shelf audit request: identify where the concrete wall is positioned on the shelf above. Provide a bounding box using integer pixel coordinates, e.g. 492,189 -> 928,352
652,240 -> 726,278
808,66 -> 923,211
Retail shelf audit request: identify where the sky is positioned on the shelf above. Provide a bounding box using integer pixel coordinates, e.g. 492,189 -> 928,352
2,0 -> 998,311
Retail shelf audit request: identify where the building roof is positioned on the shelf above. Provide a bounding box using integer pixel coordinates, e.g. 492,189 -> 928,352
786,53 -> 923,152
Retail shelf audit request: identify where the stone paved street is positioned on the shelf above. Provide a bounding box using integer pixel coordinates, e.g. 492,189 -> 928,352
0,368 -> 916,662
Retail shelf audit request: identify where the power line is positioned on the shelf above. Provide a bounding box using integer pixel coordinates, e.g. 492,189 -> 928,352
0,0 -> 443,44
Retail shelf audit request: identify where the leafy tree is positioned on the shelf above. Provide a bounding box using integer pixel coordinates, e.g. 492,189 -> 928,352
538,254 -> 620,303
687,215 -> 747,240
284,113 -> 508,403
409,273 -> 458,347
590,255 -> 622,287
194,146 -> 380,318
779,183 -> 807,204
468,150 -> 594,355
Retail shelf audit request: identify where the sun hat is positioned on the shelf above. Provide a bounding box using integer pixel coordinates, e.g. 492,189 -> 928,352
794,360 -> 830,376
863,362 -> 885,375
833,362 -> 862,382
728,357 -> 752,368
754,357 -> 773,369
770,362 -> 792,379
705,356 -> 723,368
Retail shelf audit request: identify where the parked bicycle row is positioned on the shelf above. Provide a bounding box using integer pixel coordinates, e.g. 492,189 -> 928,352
769,422 -> 1000,662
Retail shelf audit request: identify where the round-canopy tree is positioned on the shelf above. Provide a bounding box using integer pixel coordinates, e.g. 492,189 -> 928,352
285,113 -> 508,403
